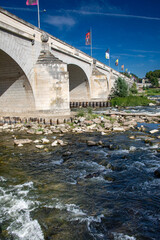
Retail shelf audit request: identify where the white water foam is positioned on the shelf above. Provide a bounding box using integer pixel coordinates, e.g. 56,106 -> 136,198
0,176 -> 6,182
129,146 -> 136,151
77,160 -> 106,171
150,144 -> 159,149
0,181 -> 44,240
51,158 -> 63,165
139,178 -> 160,191
46,198 -> 104,237
113,232 -> 136,240
113,149 -> 130,155
131,161 -> 146,169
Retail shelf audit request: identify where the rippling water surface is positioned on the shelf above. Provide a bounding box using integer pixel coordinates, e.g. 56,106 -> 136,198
0,123 -> 160,239
94,105 -> 160,115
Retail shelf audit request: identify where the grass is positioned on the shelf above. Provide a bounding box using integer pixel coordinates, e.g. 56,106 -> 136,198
86,113 -> 99,120
145,88 -> 160,96
76,107 -> 99,120
110,96 -> 155,107
67,122 -> 75,128
76,109 -> 85,117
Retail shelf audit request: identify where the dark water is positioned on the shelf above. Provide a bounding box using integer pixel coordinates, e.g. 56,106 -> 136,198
0,124 -> 160,240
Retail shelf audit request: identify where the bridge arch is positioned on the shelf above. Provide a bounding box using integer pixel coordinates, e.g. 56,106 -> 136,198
0,49 -> 35,112
67,64 -> 90,102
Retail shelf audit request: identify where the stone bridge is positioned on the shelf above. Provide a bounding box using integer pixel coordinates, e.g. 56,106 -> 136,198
0,8 -> 132,116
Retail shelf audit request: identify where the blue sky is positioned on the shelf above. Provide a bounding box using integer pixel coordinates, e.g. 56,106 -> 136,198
1,0 -> 160,78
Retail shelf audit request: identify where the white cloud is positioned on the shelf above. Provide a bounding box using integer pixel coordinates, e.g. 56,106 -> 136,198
44,15 -> 76,28
119,53 -> 145,58
2,6 -> 37,12
63,9 -> 160,21
2,6 -> 45,13
128,49 -> 160,54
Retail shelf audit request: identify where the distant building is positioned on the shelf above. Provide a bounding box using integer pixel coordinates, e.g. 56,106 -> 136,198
136,78 -> 151,91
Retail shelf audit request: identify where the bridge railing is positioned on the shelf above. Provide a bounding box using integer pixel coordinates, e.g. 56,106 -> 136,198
0,7 -> 131,84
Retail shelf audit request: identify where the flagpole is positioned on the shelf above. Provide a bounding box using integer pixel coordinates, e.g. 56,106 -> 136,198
37,0 -> 40,28
109,49 -> 110,67
90,27 -> 92,57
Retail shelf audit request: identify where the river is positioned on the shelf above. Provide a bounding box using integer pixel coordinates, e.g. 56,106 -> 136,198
0,112 -> 160,239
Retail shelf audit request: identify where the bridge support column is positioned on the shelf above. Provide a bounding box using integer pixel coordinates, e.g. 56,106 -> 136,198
90,66 -> 109,101
33,49 -> 70,115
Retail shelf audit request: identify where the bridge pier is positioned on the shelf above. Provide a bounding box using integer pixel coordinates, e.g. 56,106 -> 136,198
90,65 -> 110,102
32,35 -> 70,115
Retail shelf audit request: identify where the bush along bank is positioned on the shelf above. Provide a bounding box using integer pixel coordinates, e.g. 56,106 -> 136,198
110,77 -> 157,107
110,95 -> 156,107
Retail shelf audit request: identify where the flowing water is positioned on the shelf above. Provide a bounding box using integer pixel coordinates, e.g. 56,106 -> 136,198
0,123 -> 160,240
94,105 -> 160,115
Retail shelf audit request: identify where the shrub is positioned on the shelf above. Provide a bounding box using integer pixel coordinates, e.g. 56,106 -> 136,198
113,77 -> 128,97
77,109 -> 85,117
130,82 -> 138,94
150,77 -> 159,88
110,96 -> 155,107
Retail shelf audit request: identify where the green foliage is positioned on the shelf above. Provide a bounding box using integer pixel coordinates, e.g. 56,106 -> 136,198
130,82 -> 138,94
86,113 -> 99,120
120,72 -> 131,78
143,85 -> 149,90
145,70 -> 160,88
76,108 -> 98,120
67,122 -> 75,128
110,96 -> 155,107
77,109 -> 85,117
113,77 -> 128,97
150,77 -> 159,88
87,107 -> 93,114
146,70 -> 160,79
145,88 -> 160,95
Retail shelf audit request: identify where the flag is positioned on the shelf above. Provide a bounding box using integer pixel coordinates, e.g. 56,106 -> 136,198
85,31 -> 91,45
125,68 -> 128,72
115,59 -> 118,66
121,64 -> 124,71
105,49 -> 110,59
26,0 -> 38,5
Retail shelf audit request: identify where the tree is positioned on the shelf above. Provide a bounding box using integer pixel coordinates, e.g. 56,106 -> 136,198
130,82 -> 138,94
145,70 -> 160,87
150,77 -> 159,88
113,77 -> 128,97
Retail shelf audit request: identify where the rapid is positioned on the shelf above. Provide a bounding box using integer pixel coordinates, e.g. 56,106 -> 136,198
0,108 -> 160,240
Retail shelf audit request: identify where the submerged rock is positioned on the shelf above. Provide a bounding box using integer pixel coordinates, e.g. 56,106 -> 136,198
85,172 -> 100,179
62,151 -> 72,156
154,168 -> 160,178
104,176 -> 115,182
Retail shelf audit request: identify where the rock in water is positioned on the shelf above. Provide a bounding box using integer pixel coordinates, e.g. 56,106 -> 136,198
87,140 -> 97,146
14,139 -> 32,145
154,168 -> 160,178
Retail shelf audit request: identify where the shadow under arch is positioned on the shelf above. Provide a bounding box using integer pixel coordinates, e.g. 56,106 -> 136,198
67,64 -> 90,102
0,49 -> 35,112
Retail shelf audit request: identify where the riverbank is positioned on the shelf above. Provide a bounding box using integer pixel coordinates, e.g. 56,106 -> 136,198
0,110 -> 159,149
